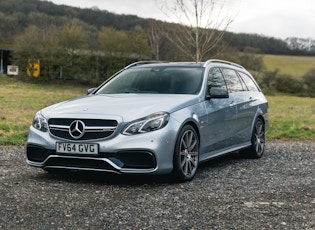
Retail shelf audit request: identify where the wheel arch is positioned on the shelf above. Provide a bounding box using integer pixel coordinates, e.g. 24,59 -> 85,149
172,119 -> 200,163
185,120 -> 200,141
250,108 -> 267,135
176,119 -> 201,145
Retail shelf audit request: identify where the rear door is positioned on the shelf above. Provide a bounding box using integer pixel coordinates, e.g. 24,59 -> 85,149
236,71 -> 262,142
221,68 -> 247,145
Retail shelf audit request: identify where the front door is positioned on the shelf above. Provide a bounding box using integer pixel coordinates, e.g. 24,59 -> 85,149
200,67 -> 237,156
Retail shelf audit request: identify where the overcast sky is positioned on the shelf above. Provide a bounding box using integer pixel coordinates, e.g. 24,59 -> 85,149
48,0 -> 315,39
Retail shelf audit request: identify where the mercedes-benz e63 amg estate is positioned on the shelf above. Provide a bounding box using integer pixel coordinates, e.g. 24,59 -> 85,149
26,59 -> 268,182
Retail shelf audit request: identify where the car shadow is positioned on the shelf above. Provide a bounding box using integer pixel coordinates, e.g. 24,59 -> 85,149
34,169 -> 175,186
198,151 -> 245,171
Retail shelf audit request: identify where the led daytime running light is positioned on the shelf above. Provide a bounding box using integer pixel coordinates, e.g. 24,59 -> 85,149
123,112 -> 169,135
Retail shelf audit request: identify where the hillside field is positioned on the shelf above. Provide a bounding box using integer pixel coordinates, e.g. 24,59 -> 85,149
263,54 -> 315,78
0,75 -> 314,145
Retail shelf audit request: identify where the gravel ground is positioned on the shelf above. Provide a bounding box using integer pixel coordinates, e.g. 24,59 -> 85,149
0,141 -> 314,229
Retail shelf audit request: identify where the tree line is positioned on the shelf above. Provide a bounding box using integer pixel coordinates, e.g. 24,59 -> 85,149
1,0 -> 314,95
13,20 -> 152,82
1,0 -> 313,55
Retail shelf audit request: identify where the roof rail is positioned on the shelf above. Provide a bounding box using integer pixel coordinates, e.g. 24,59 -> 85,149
124,61 -> 165,69
203,59 -> 245,69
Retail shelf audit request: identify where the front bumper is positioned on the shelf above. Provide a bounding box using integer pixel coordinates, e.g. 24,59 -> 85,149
26,121 -> 180,175
27,144 -> 157,174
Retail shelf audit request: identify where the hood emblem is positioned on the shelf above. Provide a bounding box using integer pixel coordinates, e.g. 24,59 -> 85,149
69,120 -> 86,139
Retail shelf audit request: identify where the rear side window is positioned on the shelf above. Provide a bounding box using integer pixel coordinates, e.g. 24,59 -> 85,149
238,72 -> 260,92
207,67 -> 227,90
221,68 -> 244,93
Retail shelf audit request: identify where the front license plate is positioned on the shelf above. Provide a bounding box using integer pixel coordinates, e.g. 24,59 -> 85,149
56,143 -> 98,155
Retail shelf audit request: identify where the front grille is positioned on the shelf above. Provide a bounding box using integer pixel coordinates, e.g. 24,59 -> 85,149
48,118 -> 118,141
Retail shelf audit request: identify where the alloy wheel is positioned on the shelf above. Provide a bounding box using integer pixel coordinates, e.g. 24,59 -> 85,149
173,125 -> 199,182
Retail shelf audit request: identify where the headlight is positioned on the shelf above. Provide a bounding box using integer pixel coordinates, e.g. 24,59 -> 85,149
32,111 -> 48,132
123,112 -> 170,135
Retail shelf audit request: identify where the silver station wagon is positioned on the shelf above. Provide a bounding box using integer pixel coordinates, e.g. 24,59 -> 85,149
26,60 -> 268,182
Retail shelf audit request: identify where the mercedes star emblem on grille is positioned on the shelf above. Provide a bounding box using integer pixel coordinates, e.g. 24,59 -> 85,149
69,120 -> 86,139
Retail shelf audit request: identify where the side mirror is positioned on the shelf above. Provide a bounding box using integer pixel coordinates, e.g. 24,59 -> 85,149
207,87 -> 229,99
87,88 -> 96,95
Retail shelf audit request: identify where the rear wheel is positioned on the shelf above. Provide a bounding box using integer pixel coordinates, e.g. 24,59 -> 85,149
173,125 -> 199,182
242,117 -> 265,158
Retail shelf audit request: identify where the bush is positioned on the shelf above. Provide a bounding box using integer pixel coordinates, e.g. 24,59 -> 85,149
257,69 -> 309,96
239,48 -> 265,72
275,74 -> 303,94
303,68 -> 315,94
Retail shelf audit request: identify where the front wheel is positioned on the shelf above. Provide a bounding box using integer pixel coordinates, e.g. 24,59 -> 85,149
173,125 -> 199,182
242,117 -> 265,159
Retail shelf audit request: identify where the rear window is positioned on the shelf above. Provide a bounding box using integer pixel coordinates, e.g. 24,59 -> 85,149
97,67 -> 204,95
238,72 -> 260,92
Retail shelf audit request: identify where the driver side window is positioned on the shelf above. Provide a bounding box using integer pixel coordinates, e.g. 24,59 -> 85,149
208,67 -> 227,90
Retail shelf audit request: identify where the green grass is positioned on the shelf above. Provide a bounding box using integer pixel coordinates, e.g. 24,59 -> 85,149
267,95 -> 315,140
0,75 -> 314,145
263,55 -> 315,78
0,75 -> 85,145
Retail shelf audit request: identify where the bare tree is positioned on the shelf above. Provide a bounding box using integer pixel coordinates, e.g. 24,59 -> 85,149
155,0 -> 237,62
147,20 -> 162,60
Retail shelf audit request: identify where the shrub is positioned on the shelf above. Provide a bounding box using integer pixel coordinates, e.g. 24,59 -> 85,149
275,74 -> 303,94
239,48 -> 265,72
303,68 -> 315,94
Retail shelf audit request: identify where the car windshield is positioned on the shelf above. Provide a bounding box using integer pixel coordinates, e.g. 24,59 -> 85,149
96,66 -> 204,95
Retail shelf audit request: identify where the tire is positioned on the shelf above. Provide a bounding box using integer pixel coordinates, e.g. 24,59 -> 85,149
242,117 -> 265,159
173,125 -> 199,182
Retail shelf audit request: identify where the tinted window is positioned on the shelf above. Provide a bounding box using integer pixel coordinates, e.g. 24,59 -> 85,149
238,72 -> 260,92
207,67 -> 227,90
97,67 -> 204,94
221,68 -> 244,93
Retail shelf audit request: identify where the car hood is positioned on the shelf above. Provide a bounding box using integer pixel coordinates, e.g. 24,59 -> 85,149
41,94 -> 200,122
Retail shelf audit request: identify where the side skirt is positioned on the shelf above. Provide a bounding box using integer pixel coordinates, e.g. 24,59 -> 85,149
199,142 -> 251,163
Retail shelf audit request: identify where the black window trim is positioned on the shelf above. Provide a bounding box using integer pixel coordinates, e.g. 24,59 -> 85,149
220,67 -> 246,93
207,67 -> 229,90
237,70 -> 261,92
